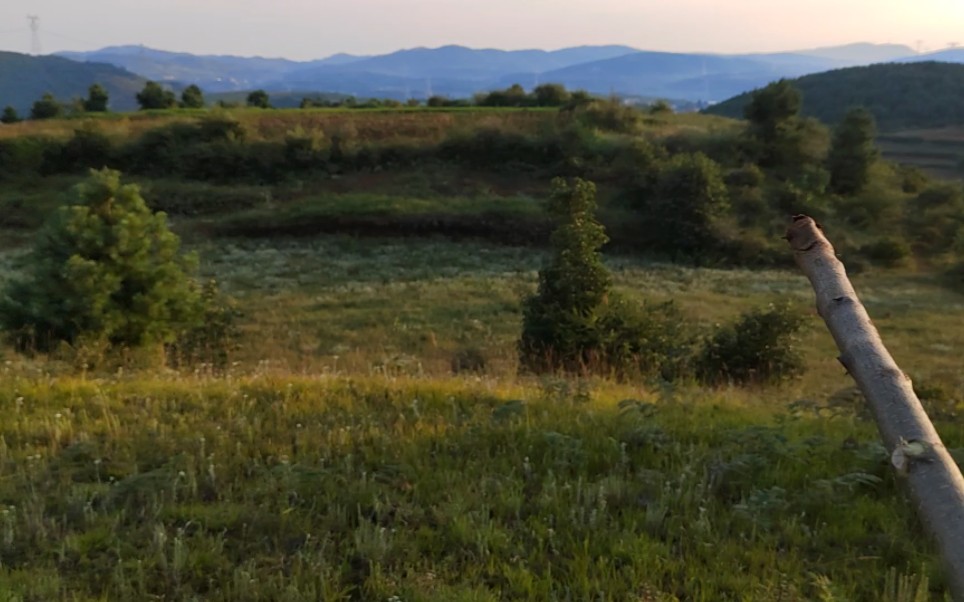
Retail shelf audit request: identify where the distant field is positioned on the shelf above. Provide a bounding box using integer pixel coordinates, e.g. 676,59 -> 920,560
879,127 -> 964,181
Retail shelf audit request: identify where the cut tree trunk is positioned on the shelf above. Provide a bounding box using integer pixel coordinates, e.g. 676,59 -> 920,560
786,215 -> 964,599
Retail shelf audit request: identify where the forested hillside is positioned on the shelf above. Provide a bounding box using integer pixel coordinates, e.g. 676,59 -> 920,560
0,51 -> 145,113
705,62 -> 964,131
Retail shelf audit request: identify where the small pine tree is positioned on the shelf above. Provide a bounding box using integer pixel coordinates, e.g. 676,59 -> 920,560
828,107 -> 878,195
0,169 -> 202,351
519,178 -> 689,376
519,178 -> 612,373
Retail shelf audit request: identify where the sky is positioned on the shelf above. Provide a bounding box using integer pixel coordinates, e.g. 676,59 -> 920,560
0,0 -> 962,60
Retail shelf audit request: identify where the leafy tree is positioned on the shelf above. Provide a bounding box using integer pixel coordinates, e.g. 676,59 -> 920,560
650,152 -> 730,253
479,84 -> 528,107
180,84 -> 205,109
136,81 -> 177,110
532,83 -> 570,106
246,89 -> 271,108
0,106 -> 19,124
0,169 -> 201,351
743,80 -> 826,172
83,84 -> 109,112
828,107 -> 878,195
30,93 -> 63,120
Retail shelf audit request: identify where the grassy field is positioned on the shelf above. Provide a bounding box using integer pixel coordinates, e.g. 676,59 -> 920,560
0,106 -> 962,600
1,233 -> 963,600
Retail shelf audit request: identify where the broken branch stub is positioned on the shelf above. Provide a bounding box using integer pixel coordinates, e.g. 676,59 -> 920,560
786,215 -> 964,599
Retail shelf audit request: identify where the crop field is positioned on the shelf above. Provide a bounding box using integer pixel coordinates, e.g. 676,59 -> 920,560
879,128 -> 964,181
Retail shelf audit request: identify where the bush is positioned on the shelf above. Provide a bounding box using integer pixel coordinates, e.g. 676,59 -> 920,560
858,238 -> 911,268
574,99 -> 642,133
0,169 -> 202,352
695,303 -> 805,385
167,279 -> 241,370
46,126 -> 114,173
451,347 -> 487,374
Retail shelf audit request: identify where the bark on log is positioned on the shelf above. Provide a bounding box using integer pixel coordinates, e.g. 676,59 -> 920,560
786,215 -> 964,599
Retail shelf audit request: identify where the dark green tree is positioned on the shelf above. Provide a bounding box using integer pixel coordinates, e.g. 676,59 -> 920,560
743,80 -> 826,172
533,83 -> 570,106
519,179 -> 689,376
83,84 -> 109,112
30,93 -> 63,120
0,169 -> 201,351
518,178 -> 612,373
180,84 -> 205,109
650,152 -> 730,253
827,107 -> 878,195
0,106 -> 19,124
136,81 -> 177,110
246,89 -> 271,108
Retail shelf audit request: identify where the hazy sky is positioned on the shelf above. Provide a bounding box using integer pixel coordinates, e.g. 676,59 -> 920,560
1,0 -> 962,59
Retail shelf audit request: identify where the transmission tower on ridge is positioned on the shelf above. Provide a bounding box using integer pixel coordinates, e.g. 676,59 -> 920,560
27,15 -> 41,55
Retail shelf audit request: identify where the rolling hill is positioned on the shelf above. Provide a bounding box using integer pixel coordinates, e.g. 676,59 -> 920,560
0,51 -> 146,113
704,62 -> 964,131
898,48 -> 964,64
54,42 -> 921,103
527,51 -> 845,102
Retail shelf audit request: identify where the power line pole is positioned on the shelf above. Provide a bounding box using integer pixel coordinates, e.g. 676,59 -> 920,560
27,15 -> 41,55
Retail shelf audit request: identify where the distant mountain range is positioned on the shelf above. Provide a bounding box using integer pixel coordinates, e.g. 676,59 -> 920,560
4,42 -> 964,118
50,42 -> 932,104
0,52 -> 145,113
704,61 -> 964,131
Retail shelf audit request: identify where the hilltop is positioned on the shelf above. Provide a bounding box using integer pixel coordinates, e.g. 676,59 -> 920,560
0,51 -> 145,113
704,61 -> 964,131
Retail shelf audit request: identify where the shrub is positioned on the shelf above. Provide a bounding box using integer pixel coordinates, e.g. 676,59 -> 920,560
0,169 -> 202,352
167,280 -> 241,369
574,99 -> 642,133
858,238 -> 911,268
451,347 -> 487,374
695,303 -> 805,385
284,126 -> 329,170
46,126 -> 114,173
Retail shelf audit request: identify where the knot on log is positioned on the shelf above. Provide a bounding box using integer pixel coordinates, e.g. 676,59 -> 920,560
784,215 -> 827,253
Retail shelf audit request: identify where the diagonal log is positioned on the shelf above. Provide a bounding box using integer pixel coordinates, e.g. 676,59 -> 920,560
786,215 -> 964,599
